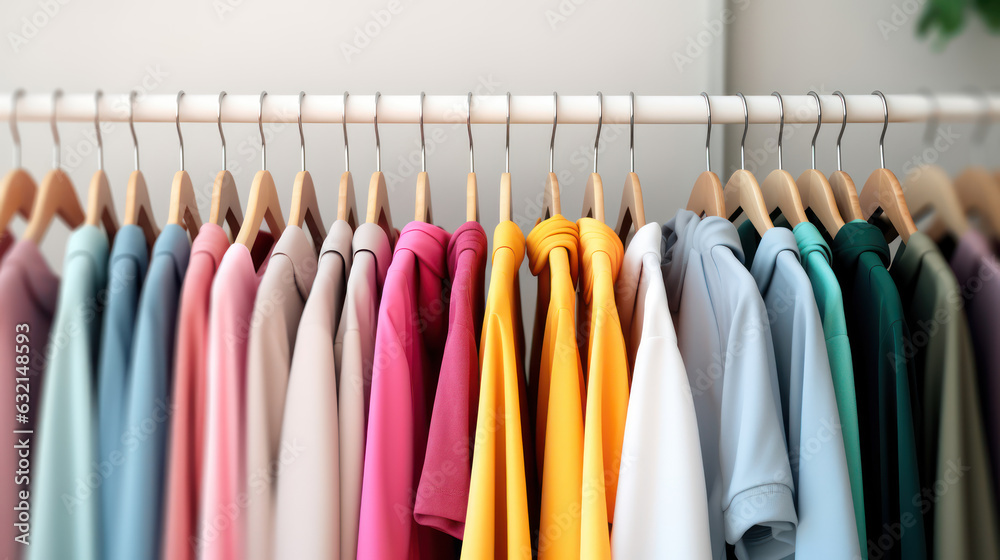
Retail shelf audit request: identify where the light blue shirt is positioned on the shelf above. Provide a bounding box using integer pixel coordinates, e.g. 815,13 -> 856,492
29,225 -> 109,560
96,224 -> 148,552
112,224 -> 190,560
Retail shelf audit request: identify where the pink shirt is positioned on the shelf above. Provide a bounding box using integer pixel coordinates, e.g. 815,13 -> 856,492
197,234 -> 273,560
414,221 -> 487,539
161,224 -> 229,560
0,240 -> 58,560
358,221 -> 455,559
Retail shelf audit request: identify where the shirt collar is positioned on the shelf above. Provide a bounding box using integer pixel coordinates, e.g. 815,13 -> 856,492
353,222 -> 393,290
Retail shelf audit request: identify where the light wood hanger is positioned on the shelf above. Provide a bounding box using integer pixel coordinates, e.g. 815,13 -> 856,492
84,91 -> 119,243
686,92 -> 725,218
758,93 -> 808,227
210,92 -> 243,237
500,92 -> 513,223
858,91 -> 917,243
723,93 -> 774,235
365,92 -> 394,241
615,92 -> 646,242
828,92 -> 864,222
466,92 -> 480,222
795,92 -> 845,235
287,92 -> 326,250
954,166 -> 1000,239
122,91 -> 160,250
581,92 -> 605,222
0,90 -> 37,234
543,92 -> 561,220
236,92 -> 285,249
412,92 -> 434,224
338,92 -> 359,230
167,92 -> 202,241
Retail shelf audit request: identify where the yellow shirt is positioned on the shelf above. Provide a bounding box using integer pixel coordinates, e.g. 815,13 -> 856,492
577,218 -> 629,560
526,215 -> 584,560
462,221 -> 532,560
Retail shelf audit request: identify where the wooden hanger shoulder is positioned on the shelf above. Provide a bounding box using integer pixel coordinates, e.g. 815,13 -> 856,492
723,169 -> 773,236
686,170 -> 725,219
499,172 -> 512,222
466,172 -> 479,223
543,171 -> 561,219
414,171 -> 433,224
288,170 -> 326,250
123,170 -> 160,249
796,168 -> 845,235
168,170 -> 203,241
366,170 -> 394,241
23,168 -> 85,244
859,168 -> 917,243
903,164 -> 969,241
760,168 -> 807,227
954,166 -> 1000,239
86,169 -> 119,242
337,171 -> 358,230
829,169 -> 864,222
236,169 -> 285,249
0,168 -> 37,232
616,171 -> 646,242
581,172 -> 605,222
210,169 -> 243,237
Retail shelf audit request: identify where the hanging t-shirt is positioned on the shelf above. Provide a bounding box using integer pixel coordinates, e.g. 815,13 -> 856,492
890,232 -> 1000,559
526,215 -> 585,560
245,226 -> 318,560
462,220 -> 535,559
415,221 -> 488,538
335,222 -> 393,560
827,220 -> 925,560
611,222 -> 712,559
161,223 -> 229,560
272,220 -> 353,559
198,233 -> 274,560
0,240 -> 58,560
96,224 -> 148,555
29,225 -> 109,560
358,221 -> 455,560
660,211 -> 796,559
738,223 -> 860,558
113,224 -> 190,560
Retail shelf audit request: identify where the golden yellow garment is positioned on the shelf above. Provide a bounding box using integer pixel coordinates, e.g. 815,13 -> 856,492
576,218 -> 629,560
462,221 -> 532,560
526,215 -> 584,560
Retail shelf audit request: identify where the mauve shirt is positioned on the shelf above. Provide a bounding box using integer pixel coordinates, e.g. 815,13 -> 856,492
0,240 -> 58,560
161,223 -> 229,560
358,221 -> 455,560
415,221 -> 487,539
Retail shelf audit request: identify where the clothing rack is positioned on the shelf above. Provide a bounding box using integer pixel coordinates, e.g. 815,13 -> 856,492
0,93 -> 996,125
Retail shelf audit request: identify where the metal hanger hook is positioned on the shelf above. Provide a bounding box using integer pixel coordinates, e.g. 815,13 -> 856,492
10,89 -> 24,169
873,90 -> 888,169
218,91 -> 227,171
505,92 -> 511,174
343,92 -> 350,173
419,92 -> 426,172
129,91 -> 140,171
807,91 -> 821,170
833,91 -> 847,171
95,90 -> 104,171
701,92 -> 712,172
771,91 -> 784,170
258,91 -> 267,171
467,92 -> 475,173
737,92 -> 748,170
593,92 -> 603,173
176,91 -> 185,171
549,92 -> 558,173
629,92 -> 635,173
298,91 -> 306,171
50,89 -> 62,169
374,91 -> 381,172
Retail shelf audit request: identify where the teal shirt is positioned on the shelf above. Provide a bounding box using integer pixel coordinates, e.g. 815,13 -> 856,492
96,224 -> 148,553
113,224 -> 190,560
30,226 -> 110,560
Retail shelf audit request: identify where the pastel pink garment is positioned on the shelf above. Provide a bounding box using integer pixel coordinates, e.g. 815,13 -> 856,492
414,221 -> 487,539
162,224 -> 229,560
358,221 -> 456,559
198,234 -> 273,560
0,240 -> 58,560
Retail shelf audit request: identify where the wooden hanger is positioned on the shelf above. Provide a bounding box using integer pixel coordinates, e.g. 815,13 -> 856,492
0,91 -> 36,233
287,93 -> 326,250
686,93 -> 725,218
413,93 -> 434,223
795,92 -> 845,235
84,91 -> 119,243
858,92 -> 917,243
466,93 -> 480,222
581,92 -> 605,222
953,166 -> 1000,239
122,91 -> 160,250
615,93 -> 646,242
723,93 -> 773,235
210,92 -> 243,237
826,92 -> 864,222
167,92 -> 202,241
236,92 -> 285,249
904,164 -> 969,241
758,93 -> 808,227
543,92 -> 562,220
336,93 -> 359,230
499,93 -> 513,223
365,92 -> 394,240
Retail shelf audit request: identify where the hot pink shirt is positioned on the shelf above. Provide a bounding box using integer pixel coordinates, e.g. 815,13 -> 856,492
197,234 -> 273,560
358,221 -> 455,559
161,224 -> 229,560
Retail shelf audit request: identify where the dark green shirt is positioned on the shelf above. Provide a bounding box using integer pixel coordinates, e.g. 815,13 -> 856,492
890,232 -> 1000,560
828,220 -> 925,560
